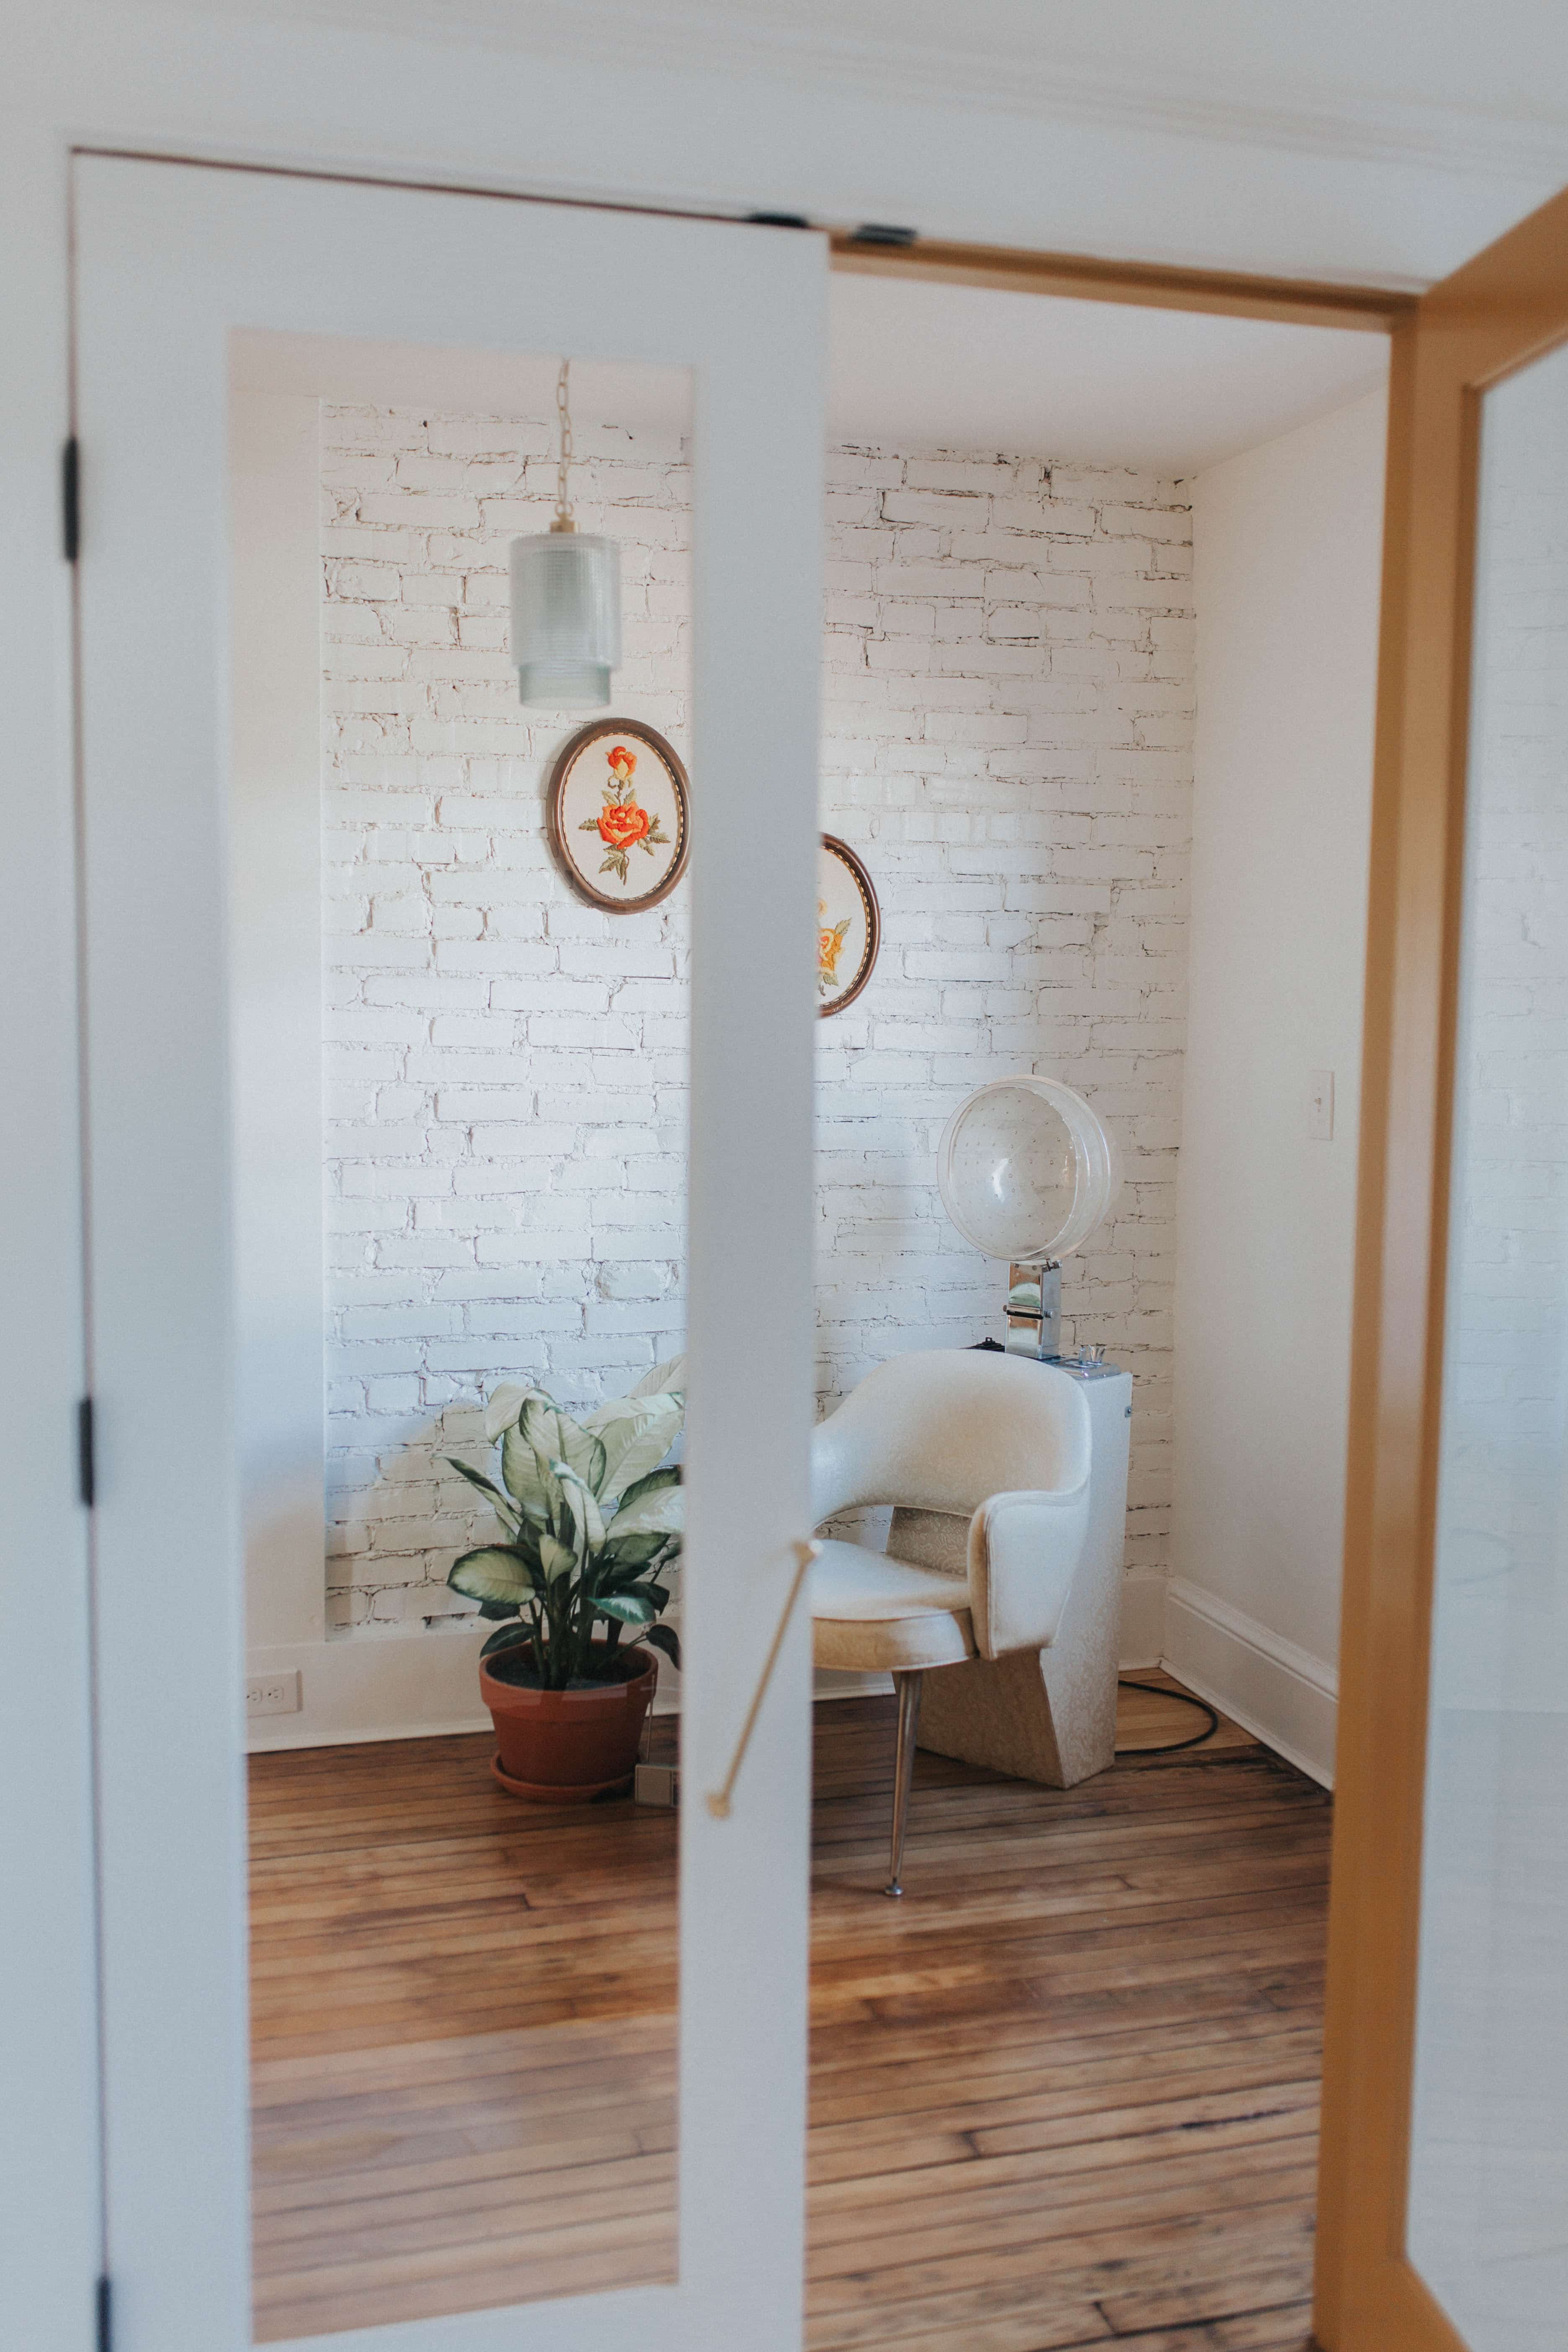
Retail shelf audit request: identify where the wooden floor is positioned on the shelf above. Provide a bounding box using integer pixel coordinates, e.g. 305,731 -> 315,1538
250,1676 -> 1329,2347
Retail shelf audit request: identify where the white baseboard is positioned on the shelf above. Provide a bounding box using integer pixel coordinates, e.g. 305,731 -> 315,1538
245,1627 -> 686,1752
813,1668 -> 893,1701
1161,1576 -> 1337,1787
250,1563 -> 1181,1751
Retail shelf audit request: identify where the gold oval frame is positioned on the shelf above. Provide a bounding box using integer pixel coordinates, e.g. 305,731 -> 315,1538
818,833 -> 880,1018
546,717 -> 691,913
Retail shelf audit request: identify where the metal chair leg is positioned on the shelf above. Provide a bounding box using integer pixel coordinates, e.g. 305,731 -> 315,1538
884,1670 -> 923,1897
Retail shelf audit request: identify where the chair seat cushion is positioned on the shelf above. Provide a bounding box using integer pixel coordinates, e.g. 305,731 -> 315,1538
810,1538 -> 976,1672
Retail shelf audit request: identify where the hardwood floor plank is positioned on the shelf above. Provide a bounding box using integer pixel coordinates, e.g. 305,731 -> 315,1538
249,1680 -> 1329,2347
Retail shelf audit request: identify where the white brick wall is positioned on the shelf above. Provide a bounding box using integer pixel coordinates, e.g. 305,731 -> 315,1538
320,407 -> 1192,1635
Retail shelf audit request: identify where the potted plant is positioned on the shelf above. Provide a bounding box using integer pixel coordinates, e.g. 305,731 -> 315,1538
445,1359 -> 685,1800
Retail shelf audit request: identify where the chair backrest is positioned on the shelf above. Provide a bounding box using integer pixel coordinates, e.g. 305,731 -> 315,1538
812,1348 -> 1092,1524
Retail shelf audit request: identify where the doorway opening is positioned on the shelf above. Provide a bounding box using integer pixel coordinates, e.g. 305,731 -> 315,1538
233,254 -> 1388,2348
798,258 -> 1384,2352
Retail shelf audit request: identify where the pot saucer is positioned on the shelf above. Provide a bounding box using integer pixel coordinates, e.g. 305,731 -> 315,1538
489,1753 -> 635,1804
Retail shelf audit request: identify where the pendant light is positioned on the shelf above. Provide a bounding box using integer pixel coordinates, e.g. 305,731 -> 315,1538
509,358 -> 622,707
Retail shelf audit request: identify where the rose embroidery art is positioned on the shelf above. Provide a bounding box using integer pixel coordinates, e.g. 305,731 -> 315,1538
580,743 -> 672,885
818,901 -> 852,998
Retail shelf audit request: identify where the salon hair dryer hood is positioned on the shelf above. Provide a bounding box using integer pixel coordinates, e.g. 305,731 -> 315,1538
936,1074 -> 1121,1266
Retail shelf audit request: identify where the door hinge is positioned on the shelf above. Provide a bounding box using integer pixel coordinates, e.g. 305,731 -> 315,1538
63,436 -> 81,564
95,2275 -> 112,2352
847,222 -> 919,247
78,1396 -> 95,1509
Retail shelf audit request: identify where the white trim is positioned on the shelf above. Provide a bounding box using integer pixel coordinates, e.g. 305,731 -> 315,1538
0,115 -> 106,2349
249,1566 -> 1177,1751
1163,1574 -> 1338,1785
245,1631 -> 688,1751
178,1 -> 1568,188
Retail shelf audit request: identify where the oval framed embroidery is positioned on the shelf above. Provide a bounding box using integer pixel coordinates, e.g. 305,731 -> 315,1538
547,719 -> 691,912
818,834 -> 880,1017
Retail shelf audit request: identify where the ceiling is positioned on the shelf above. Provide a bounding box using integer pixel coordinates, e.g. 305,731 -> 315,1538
147,0 -> 1568,185
236,272 -> 1388,477
825,276 -> 1387,474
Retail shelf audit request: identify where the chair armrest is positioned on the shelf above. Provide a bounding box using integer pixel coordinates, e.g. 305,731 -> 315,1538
967,1485 -> 1091,1660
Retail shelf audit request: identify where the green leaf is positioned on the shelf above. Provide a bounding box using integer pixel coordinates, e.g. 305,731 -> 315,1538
484,1380 -> 549,1444
480,1620 -> 534,1661
618,1578 -> 671,1613
539,1531 -> 577,1584
444,1455 -> 521,1533
579,1391 -> 683,1506
500,1412 -> 562,1525
640,1621 -> 682,1672
607,1466 -> 683,1542
521,1397 -> 607,1501
597,1591 -> 656,1625
630,1355 -> 687,1400
446,1545 -> 540,1609
552,1460 -> 605,1552
598,1529 -> 671,1578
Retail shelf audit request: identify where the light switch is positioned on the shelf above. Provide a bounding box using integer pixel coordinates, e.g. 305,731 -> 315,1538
1308,1068 -> 1335,1141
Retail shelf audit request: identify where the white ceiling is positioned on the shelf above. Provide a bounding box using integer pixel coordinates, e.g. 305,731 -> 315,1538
151,0 -> 1568,184
825,276 -> 1387,475
236,273 -> 1388,477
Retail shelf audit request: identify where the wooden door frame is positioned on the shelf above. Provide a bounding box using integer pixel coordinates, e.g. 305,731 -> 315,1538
1309,179 -> 1568,2352
838,193 -> 1568,2352
828,229 -> 1412,332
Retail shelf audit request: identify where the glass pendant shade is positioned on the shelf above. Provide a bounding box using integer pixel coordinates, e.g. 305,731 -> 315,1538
509,531 -> 622,707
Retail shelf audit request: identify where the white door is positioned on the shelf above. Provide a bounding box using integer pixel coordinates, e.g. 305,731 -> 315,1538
74,154 -> 825,2352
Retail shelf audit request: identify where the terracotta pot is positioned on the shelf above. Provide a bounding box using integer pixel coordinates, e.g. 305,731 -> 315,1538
480,1643 -> 658,1802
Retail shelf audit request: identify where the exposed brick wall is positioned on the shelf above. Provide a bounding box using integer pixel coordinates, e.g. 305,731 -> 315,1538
320,407 -> 1193,1635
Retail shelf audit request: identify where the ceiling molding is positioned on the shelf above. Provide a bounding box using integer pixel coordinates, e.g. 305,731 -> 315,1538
217,0 -> 1568,186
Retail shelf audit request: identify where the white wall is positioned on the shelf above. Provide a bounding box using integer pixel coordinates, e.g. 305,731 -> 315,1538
1168,387 -> 1386,1783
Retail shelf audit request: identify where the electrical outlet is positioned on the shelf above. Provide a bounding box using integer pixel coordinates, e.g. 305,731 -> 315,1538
246,1670 -> 301,1719
1307,1068 -> 1335,1141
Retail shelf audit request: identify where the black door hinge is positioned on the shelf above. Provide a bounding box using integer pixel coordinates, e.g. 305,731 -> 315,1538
63,437 -> 81,564
95,2275 -> 112,2352
847,222 -> 918,248
78,1397 -> 95,1509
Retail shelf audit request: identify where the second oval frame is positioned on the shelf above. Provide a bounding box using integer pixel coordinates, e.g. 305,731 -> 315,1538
818,833 -> 881,1017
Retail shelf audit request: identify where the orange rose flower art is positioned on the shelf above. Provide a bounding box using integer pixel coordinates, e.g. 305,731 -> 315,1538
579,741 -> 671,886
818,900 -> 852,998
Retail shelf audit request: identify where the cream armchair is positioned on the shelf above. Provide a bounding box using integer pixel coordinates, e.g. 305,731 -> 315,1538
811,1347 -> 1133,1894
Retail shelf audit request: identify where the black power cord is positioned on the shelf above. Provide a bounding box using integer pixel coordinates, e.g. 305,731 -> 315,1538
1115,1678 -> 1220,1756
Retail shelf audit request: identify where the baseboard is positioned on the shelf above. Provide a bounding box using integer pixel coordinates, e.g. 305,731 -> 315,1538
251,1564 -> 1180,1751
245,1628 -> 683,1751
1161,1577 -> 1337,1787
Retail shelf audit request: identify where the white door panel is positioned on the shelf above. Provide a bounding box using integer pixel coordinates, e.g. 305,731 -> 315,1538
74,155 -> 824,2352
